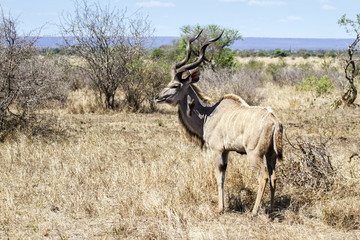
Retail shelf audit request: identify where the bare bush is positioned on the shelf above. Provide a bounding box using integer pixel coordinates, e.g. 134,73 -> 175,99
129,60 -> 170,112
0,10 -> 72,140
19,56 -> 71,108
0,12 -> 37,123
279,135 -> 337,209
0,10 -> 45,140
272,66 -> 308,85
200,68 -> 265,105
60,0 -> 154,110
326,71 -> 345,89
54,55 -> 90,91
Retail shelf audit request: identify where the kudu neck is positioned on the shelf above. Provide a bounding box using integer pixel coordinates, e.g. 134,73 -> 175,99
177,85 -> 216,141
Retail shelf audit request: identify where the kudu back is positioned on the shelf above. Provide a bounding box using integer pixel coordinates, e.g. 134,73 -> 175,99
155,30 -> 283,215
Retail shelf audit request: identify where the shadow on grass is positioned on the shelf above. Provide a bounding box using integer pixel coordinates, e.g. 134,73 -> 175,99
227,190 -> 295,222
0,113 -> 70,143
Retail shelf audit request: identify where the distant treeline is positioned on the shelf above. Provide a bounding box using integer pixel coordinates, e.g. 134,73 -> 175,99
40,46 -> 354,59
236,48 -> 353,58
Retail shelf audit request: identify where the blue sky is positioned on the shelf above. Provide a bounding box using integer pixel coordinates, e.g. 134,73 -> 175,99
0,0 -> 359,38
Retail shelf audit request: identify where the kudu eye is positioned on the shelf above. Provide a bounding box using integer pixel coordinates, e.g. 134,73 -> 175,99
171,84 -> 180,89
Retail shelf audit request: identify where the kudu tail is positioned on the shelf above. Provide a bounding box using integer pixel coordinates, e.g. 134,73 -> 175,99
272,123 -> 283,160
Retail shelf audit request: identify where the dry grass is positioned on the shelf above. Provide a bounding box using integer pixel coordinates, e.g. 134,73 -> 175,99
236,56 -> 342,70
1,68 -> 360,239
67,89 -> 104,114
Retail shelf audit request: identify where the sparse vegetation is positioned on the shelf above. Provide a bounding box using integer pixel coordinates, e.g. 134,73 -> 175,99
0,6 -> 360,238
1,81 -> 360,238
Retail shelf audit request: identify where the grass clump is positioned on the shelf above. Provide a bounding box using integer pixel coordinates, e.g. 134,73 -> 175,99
321,197 -> 360,230
243,59 -> 265,71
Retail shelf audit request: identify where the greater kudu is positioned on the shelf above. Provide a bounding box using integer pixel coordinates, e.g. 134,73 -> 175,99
155,30 -> 283,215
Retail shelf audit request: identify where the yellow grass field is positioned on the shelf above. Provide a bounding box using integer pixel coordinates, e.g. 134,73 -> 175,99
1,67 -> 360,239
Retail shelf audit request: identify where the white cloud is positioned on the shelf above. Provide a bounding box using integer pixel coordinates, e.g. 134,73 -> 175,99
322,4 -> 336,10
280,16 -> 303,23
248,0 -> 287,7
136,1 -> 175,7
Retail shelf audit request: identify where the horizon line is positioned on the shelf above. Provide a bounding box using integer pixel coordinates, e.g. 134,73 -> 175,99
37,35 -> 355,40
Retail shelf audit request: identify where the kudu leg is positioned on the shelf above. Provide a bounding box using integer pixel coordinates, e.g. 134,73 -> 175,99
269,171 -> 276,213
267,156 -> 277,214
213,151 -> 229,214
252,163 -> 269,215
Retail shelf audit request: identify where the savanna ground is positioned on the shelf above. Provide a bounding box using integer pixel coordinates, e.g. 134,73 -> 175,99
1,56 -> 360,239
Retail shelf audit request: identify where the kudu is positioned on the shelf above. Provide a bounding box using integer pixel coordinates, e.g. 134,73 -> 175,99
155,30 -> 283,215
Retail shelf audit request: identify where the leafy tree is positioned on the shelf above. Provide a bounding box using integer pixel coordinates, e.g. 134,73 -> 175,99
177,24 -> 242,69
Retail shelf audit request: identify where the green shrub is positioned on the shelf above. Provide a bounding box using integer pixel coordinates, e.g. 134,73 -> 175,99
243,59 -> 265,71
298,75 -> 316,91
273,49 -> 289,58
150,48 -> 164,59
256,50 -> 270,57
297,75 -> 334,96
316,75 -> 335,95
214,48 -> 238,68
302,52 -> 311,59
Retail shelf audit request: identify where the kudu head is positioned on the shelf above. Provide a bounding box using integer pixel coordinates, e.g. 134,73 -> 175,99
155,30 -> 223,105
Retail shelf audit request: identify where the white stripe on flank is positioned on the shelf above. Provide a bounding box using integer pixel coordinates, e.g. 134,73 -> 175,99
233,110 -> 243,135
260,110 -> 271,129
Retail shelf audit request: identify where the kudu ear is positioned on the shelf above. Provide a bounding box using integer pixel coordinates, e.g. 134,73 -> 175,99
179,68 -> 200,83
190,68 -> 200,83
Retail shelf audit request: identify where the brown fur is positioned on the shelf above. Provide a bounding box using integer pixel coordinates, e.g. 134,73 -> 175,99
176,84 -> 210,148
223,94 -> 249,106
177,106 -> 205,148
